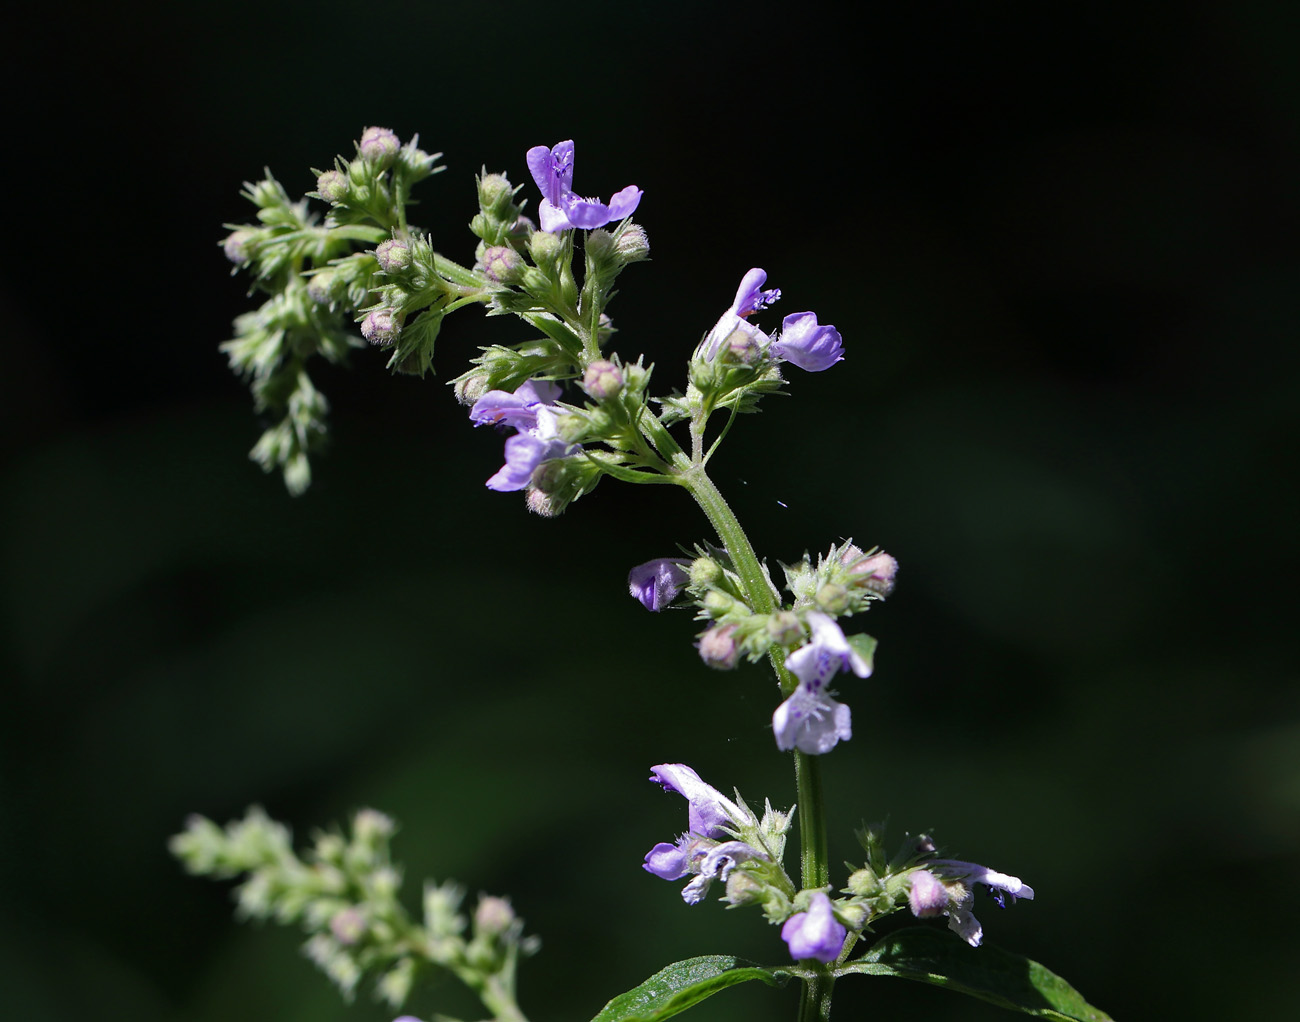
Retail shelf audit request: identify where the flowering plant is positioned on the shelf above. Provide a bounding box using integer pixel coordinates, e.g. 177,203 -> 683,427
176,129 -> 1113,1021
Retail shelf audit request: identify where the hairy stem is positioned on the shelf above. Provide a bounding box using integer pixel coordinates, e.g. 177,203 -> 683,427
679,463 -> 833,1021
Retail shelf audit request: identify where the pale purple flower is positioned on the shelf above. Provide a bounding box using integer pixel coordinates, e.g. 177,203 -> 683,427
648,763 -> 742,839
920,860 -> 1035,947
526,140 -> 642,233
785,612 -> 872,689
773,612 -> 872,754
628,558 -> 689,611
772,689 -> 852,755
780,892 -> 847,963
698,268 -> 781,362
469,380 -> 574,492
770,312 -> 844,371
644,764 -> 766,906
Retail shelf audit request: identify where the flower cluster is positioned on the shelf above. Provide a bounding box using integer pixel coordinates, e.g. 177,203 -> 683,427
696,267 -> 844,372
628,542 -> 894,756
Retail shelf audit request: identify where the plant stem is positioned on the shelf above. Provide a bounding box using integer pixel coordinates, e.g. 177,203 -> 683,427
678,461 -> 834,1021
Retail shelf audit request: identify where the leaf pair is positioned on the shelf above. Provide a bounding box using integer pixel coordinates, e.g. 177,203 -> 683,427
590,927 -> 1113,1022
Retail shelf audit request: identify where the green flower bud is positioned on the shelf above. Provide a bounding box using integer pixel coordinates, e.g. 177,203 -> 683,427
846,866 -> 881,897
582,359 -> 624,401
222,228 -> 257,264
452,370 -> 492,406
482,245 -> 524,283
329,907 -> 366,945
703,590 -> 736,617
375,239 -> 411,272
477,173 -> 515,217
527,229 -> 561,267
615,223 -> 650,263
690,556 -> 724,587
815,583 -> 849,613
316,169 -> 348,204
353,808 -> 395,843
724,871 -> 765,906
585,228 -> 616,262
767,610 -> 802,645
305,269 -> 337,305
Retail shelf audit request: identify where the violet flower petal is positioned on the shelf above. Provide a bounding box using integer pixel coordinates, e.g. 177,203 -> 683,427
628,558 -> 689,611
780,892 -> 847,963
649,763 -> 739,839
771,312 -> 844,372
643,841 -> 692,880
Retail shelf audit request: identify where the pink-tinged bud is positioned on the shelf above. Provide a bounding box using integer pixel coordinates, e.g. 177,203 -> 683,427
850,551 -> 898,596
767,610 -> 802,645
698,624 -> 739,670
329,907 -> 366,945
908,870 -> 950,918
358,126 -> 400,164
223,229 -> 256,264
316,169 -> 348,203
582,359 -> 624,400
481,245 -> 524,283
375,239 -> 411,272
306,269 -> 336,305
474,896 -> 516,937
360,309 -> 398,345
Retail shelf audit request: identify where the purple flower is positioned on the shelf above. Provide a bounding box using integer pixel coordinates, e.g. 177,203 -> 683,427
770,312 -> 844,372
628,558 -> 689,611
917,860 -> 1036,947
469,379 -> 562,430
648,763 -> 741,839
772,613 -> 872,754
643,764 -> 767,905
781,892 -> 847,963
526,140 -> 642,233
698,268 -> 782,362
468,380 -> 574,492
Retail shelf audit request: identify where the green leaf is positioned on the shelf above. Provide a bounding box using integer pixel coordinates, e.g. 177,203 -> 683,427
590,955 -> 786,1022
840,927 -> 1113,1021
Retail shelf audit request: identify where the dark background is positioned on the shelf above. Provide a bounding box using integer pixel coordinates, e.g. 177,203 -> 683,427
3,1 -> 1297,1019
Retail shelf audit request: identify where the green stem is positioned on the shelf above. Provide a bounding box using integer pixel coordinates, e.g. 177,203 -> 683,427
678,463 -> 833,1021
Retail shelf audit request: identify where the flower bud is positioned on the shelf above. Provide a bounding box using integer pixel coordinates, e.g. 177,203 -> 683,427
527,229 -> 561,267
846,866 -> 880,897
615,223 -> 650,263
907,870 -> 950,918
815,583 -> 849,614
358,126 -> 400,164
481,245 -> 524,284
585,229 -> 616,262
689,556 -> 723,587
329,907 -> 366,945
453,370 -> 492,406
353,808 -> 395,843
222,228 -> 256,264
360,309 -> 398,345
477,173 -> 515,217
375,239 -> 411,272
767,610 -> 802,646
698,624 -> 739,670
582,359 -> 624,401
474,895 -> 516,937
703,590 -> 736,617
316,169 -> 348,204
849,551 -> 898,596
724,871 -> 765,907
305,269 -> 337,305
525,488 -> 562,517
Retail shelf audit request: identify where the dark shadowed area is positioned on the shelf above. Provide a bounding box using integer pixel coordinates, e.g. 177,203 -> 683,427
3,2 -> 1297,1020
